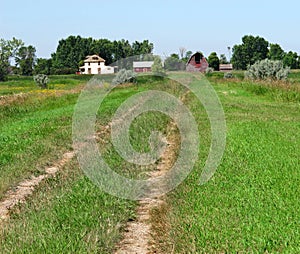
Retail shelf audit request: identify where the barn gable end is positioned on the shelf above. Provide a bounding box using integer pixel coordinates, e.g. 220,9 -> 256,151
186,52 -> 209,72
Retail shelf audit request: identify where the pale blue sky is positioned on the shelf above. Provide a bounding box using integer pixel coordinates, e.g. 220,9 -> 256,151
1,0 -> 300,59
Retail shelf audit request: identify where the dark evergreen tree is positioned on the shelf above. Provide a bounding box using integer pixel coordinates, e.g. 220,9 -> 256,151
208,52 -> 220,71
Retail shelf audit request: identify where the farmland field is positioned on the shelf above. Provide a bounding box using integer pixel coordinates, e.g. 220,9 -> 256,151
0,72 -> 299,253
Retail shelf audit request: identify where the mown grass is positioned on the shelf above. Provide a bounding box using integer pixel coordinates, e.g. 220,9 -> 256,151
156,74 -> 300,253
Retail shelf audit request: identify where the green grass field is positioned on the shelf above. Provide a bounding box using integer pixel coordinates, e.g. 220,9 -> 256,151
0,73 -> 299,253
154,76 -> 300,253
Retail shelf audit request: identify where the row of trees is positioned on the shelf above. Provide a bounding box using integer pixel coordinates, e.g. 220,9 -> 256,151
1,34 -> 300,81
50,36 -> 154,74
231,35 -> 300,70
0,36 -> 154,81
164,35 -> 300,72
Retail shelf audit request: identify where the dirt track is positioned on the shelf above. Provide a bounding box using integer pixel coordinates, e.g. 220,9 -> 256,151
0,152 -> 74,222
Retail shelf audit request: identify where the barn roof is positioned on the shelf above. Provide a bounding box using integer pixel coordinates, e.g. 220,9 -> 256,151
84,55 -> 105,63
186,52 -> 205,65
133,61 -> 154,68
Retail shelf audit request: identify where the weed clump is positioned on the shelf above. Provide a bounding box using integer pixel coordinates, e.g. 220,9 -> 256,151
245,59 -> 290,81
224,72 -> 234,79
205,67 -> 214,75
34,74 -> 49,89
112,69 -> 136,85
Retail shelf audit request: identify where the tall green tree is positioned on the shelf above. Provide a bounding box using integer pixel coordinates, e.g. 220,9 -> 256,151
112,39 -> 134,69
112,39 -> 133,62
51,35 -> 94,74
152,56 -> 165,76
207,52 -> 220,71
164,54 -> 185,71
268,44 -> 285,61
9,37 -> 24,60
182,51 -> 193,63
283,51 -> 298,69
15,45 -> 36,76
132,40 -> 154,56
231,35 -> 269,70
219,54 -> 228,64
34,58 -> 52,75
0,37 -> 24,81
0,39 -> 11,81
170,53 -> 179,59
91,39 -> 114,64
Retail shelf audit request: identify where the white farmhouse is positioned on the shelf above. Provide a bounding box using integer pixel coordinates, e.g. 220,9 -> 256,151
80,55 -> 114,74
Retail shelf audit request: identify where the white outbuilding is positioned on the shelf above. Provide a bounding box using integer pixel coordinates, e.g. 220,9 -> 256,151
80,55 -> 114,74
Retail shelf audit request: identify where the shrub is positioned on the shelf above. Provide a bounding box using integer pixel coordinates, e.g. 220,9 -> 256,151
152,57 -> 166,77
34,74 -> 49,89
112,69 -> 136,85
224,72 -> 234,79
245,59 -> 290,81
205,67 -> 214,74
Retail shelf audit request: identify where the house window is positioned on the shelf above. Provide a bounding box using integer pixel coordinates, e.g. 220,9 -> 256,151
98,62 -> 100,65
88,68 -> 91,74
88,62 -> 90,66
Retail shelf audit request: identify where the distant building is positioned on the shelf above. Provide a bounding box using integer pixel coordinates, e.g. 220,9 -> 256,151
186,52 -> 209,72
133,61 -> 154,73
219,64 -> 233,72
80,55 -> 114,74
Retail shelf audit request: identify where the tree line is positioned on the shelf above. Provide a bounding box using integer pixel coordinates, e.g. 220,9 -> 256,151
231,35 -> 300,70
1,34 -> 300,81
0,36 -> 154,81
164,35 -> 300,71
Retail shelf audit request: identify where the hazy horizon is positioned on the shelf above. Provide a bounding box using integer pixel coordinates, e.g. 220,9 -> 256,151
1,0 -> 300,59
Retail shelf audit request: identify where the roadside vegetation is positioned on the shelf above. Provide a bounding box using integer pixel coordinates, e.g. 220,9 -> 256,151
0,71 -> 299,252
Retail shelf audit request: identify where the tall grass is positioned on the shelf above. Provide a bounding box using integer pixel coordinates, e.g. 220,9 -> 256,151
1,73 -> 299,252
155,75 -> 300,253
0,74 -> 113,95
0,77 -> 185,253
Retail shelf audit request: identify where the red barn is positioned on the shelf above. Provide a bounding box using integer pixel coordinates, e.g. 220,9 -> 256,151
186,52 -> 209,72
133,61 -> 154,73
